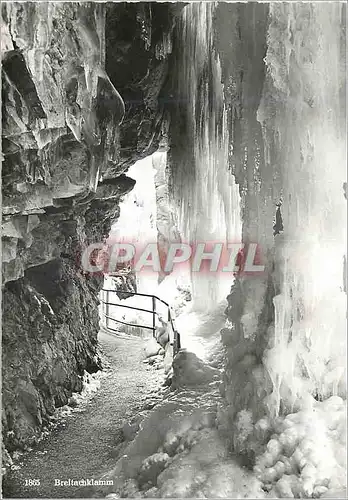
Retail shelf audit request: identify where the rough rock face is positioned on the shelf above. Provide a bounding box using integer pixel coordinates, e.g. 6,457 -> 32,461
2,2 -> 179,457
2,2 -> 127,283
3,261 -> 101,452
105,3 -> 185,174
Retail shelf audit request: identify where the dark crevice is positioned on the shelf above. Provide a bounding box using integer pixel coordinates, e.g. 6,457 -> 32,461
273,203 -> 284,236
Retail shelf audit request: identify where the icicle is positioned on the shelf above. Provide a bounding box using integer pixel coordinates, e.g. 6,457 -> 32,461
171,4 -> 242,312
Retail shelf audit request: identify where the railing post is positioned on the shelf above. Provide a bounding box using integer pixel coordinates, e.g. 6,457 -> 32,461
177,330 -> 181,350
152,296 -> 156,338
169,310 -> 180,356
106,290 -> 109,329
168,308 -> 172,346
102,289 -> 180,347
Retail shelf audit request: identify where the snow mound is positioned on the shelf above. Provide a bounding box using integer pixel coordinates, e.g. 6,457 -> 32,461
172,349 -> 220,389
155,429 -> 264,499
139,452 -> 170,487
254,396 -> 347,498
144,337 -> 162,358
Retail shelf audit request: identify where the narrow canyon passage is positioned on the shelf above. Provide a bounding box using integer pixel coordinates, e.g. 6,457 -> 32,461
2,2 -> 346,499
3,331 -> 165,499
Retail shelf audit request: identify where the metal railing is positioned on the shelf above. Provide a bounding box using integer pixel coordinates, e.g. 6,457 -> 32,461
100,288 -> 181,354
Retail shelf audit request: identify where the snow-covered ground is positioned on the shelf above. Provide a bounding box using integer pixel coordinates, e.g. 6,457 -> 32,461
100,304 -> 267,499
175,300 -> 226,365
98,67 -> 346,496
99,302 -> 347,499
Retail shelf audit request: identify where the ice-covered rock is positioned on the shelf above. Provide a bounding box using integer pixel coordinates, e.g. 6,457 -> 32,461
254,398 -> 347,498
138,452 -> 170,486
122,415 -> 143,442
171,349 -> 220,389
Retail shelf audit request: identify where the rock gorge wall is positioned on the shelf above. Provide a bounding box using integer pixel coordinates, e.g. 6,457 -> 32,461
2,2 -> 180,457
